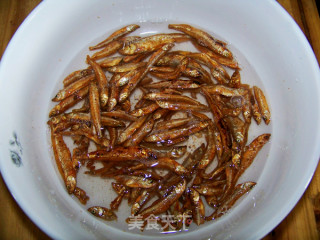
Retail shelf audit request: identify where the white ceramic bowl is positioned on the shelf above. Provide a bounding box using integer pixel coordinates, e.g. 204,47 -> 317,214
1,0 -> 320,239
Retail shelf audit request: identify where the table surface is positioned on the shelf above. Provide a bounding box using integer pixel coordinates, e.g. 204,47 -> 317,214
0,0 -> 319,239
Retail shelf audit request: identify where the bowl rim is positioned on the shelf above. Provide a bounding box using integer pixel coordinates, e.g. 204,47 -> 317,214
0,0 -> 320,239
